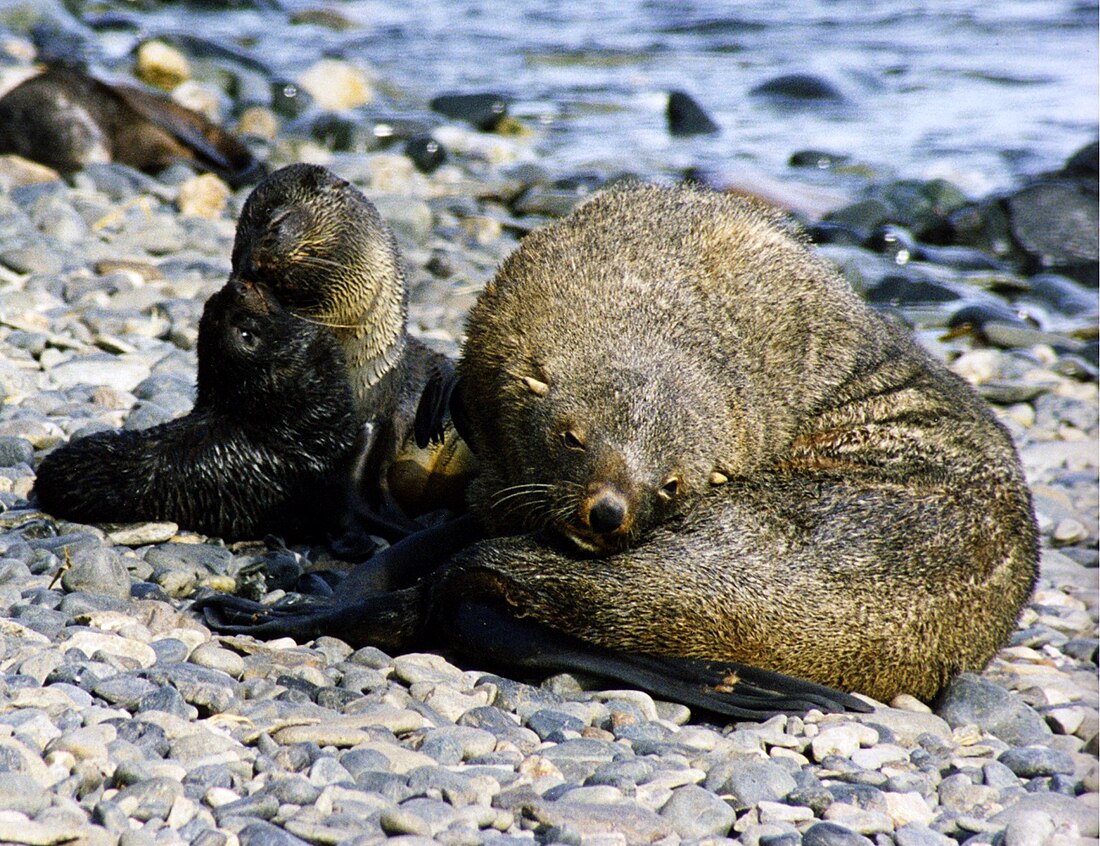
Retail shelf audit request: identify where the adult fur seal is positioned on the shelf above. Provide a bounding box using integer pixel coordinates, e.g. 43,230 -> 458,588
0,66 -> 263,187
197,183 -> 1038,715
228,163 -> 475,520
33,278 -> 360,541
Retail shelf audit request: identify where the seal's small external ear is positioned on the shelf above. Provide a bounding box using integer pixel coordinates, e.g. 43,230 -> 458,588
520,374 -> 549,397
414,360 -> 459,449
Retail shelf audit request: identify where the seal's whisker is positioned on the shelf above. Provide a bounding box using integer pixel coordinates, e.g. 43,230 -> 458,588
288,311 -> 370,331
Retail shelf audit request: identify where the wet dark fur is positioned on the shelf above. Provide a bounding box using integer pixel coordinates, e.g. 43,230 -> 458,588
32,280 -> 359,541
0,67 -> 263,187
448,183 -> 1039,701
230,163 -> 474,517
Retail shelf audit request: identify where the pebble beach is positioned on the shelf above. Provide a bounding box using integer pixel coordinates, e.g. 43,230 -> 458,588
0,2 -> 1095,845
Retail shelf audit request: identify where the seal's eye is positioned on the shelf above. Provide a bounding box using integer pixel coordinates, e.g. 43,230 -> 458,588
657,475 -> 681,502
235,324 -> 262,352
561,429 -> 586,451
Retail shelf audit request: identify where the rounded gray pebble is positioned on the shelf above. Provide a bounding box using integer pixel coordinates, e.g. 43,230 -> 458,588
59,546 -> 131,600
935,673 -> 1051,745
802,821 -> 875,846
660,784 -> 736,838
997,746 -> 1075,777
706,757 -> 798,806
0,773 -> 51,815
236,821 -> 312,846
894,823 -> 956,846
0,436 -> 33,467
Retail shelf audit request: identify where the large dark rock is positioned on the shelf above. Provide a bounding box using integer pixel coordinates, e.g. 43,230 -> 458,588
430,92 -> 508,131
935,673 -> 1051,746
666,90 -> 719,136
750,73 -> 846,104
1004,180 -> 1098,284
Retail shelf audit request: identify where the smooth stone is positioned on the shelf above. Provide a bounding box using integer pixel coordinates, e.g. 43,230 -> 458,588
884,791 -> 935,827
750,73 -> 846,103
60,547 -> 130,600
989,792 -> 1099,837
1002,809 -> 1056,846
706,757 -> 797,807
0,818 -> 85,845
106,522 -> 179,546
801,821 -> 875,846
0,436 -> 33,467
92,674 -> 159,709
114,776 -> 183,821
857,708 -> 952,745
666,90 -> 719,136
997,746 -> 1075,777
188,642 -> 245,678
520,799 -> 672,842
893,823 -> 955,846
404,134 -> 447,174
1006,180 -> 1098,271
659,784 -> 736,838
429,92 -> 508,131
49,355 -> 152,393
0,773 -> 51,815
62,630 -> 157,667
936,673 -> 1051,745
810,724 -> 871,761
140,663 -> 238,713
236,820 -> 312,846
298,58 -> 373,110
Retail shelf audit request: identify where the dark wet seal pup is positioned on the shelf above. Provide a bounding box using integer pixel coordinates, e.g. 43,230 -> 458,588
32,279 -> 360,542
228,163 -> 476,522
196,183 -> 1038,718
0,66 -> 264,187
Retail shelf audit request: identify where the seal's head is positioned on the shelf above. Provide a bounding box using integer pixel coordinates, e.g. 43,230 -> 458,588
229,163 -> 405,324
459,334 -> 736,556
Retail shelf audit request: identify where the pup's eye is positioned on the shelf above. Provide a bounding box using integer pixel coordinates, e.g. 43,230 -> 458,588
562,429 -> 586,451
236,326 -> 261,351
657,476 -> 681,501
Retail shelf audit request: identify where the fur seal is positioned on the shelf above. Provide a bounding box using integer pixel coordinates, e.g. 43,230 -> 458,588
0,66 -> 264,187
228,163 -> 475,519
197,183 -> 1038,714
32,278 -> 360,541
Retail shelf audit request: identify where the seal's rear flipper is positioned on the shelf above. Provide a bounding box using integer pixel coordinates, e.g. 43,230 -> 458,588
445,600 -> 870,720
193,583 -> 429,654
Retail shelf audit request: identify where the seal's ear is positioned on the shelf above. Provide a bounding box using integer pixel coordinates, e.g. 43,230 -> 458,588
414,360 -> 458,449
519,374 -> 549,397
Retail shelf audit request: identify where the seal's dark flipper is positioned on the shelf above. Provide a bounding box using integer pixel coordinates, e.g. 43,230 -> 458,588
447,601 -> 871,720
193,583 -> 428,654
414,360 -> 459,449
194,515 -> 482,643
111,81 -> 265,187
338,513 -> 483,593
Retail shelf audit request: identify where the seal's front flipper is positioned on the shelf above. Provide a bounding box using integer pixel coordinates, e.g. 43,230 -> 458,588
193,583 -> 428,654
414,361 -> 459,449
446,600 -> 870,720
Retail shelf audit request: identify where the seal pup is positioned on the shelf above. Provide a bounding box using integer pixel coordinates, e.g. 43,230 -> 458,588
197,183 -> 1038,713
33,278 -> 360,541
228,163 -> 475,520
0,66 -> 264,187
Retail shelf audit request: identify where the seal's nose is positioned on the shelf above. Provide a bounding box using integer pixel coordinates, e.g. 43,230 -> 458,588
586,489 -> 629,535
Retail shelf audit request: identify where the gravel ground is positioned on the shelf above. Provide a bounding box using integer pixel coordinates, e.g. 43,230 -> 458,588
0,51 -> 1095,846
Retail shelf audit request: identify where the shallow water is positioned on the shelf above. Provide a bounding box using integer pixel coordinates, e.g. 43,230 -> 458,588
94,0 -> 1098,195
